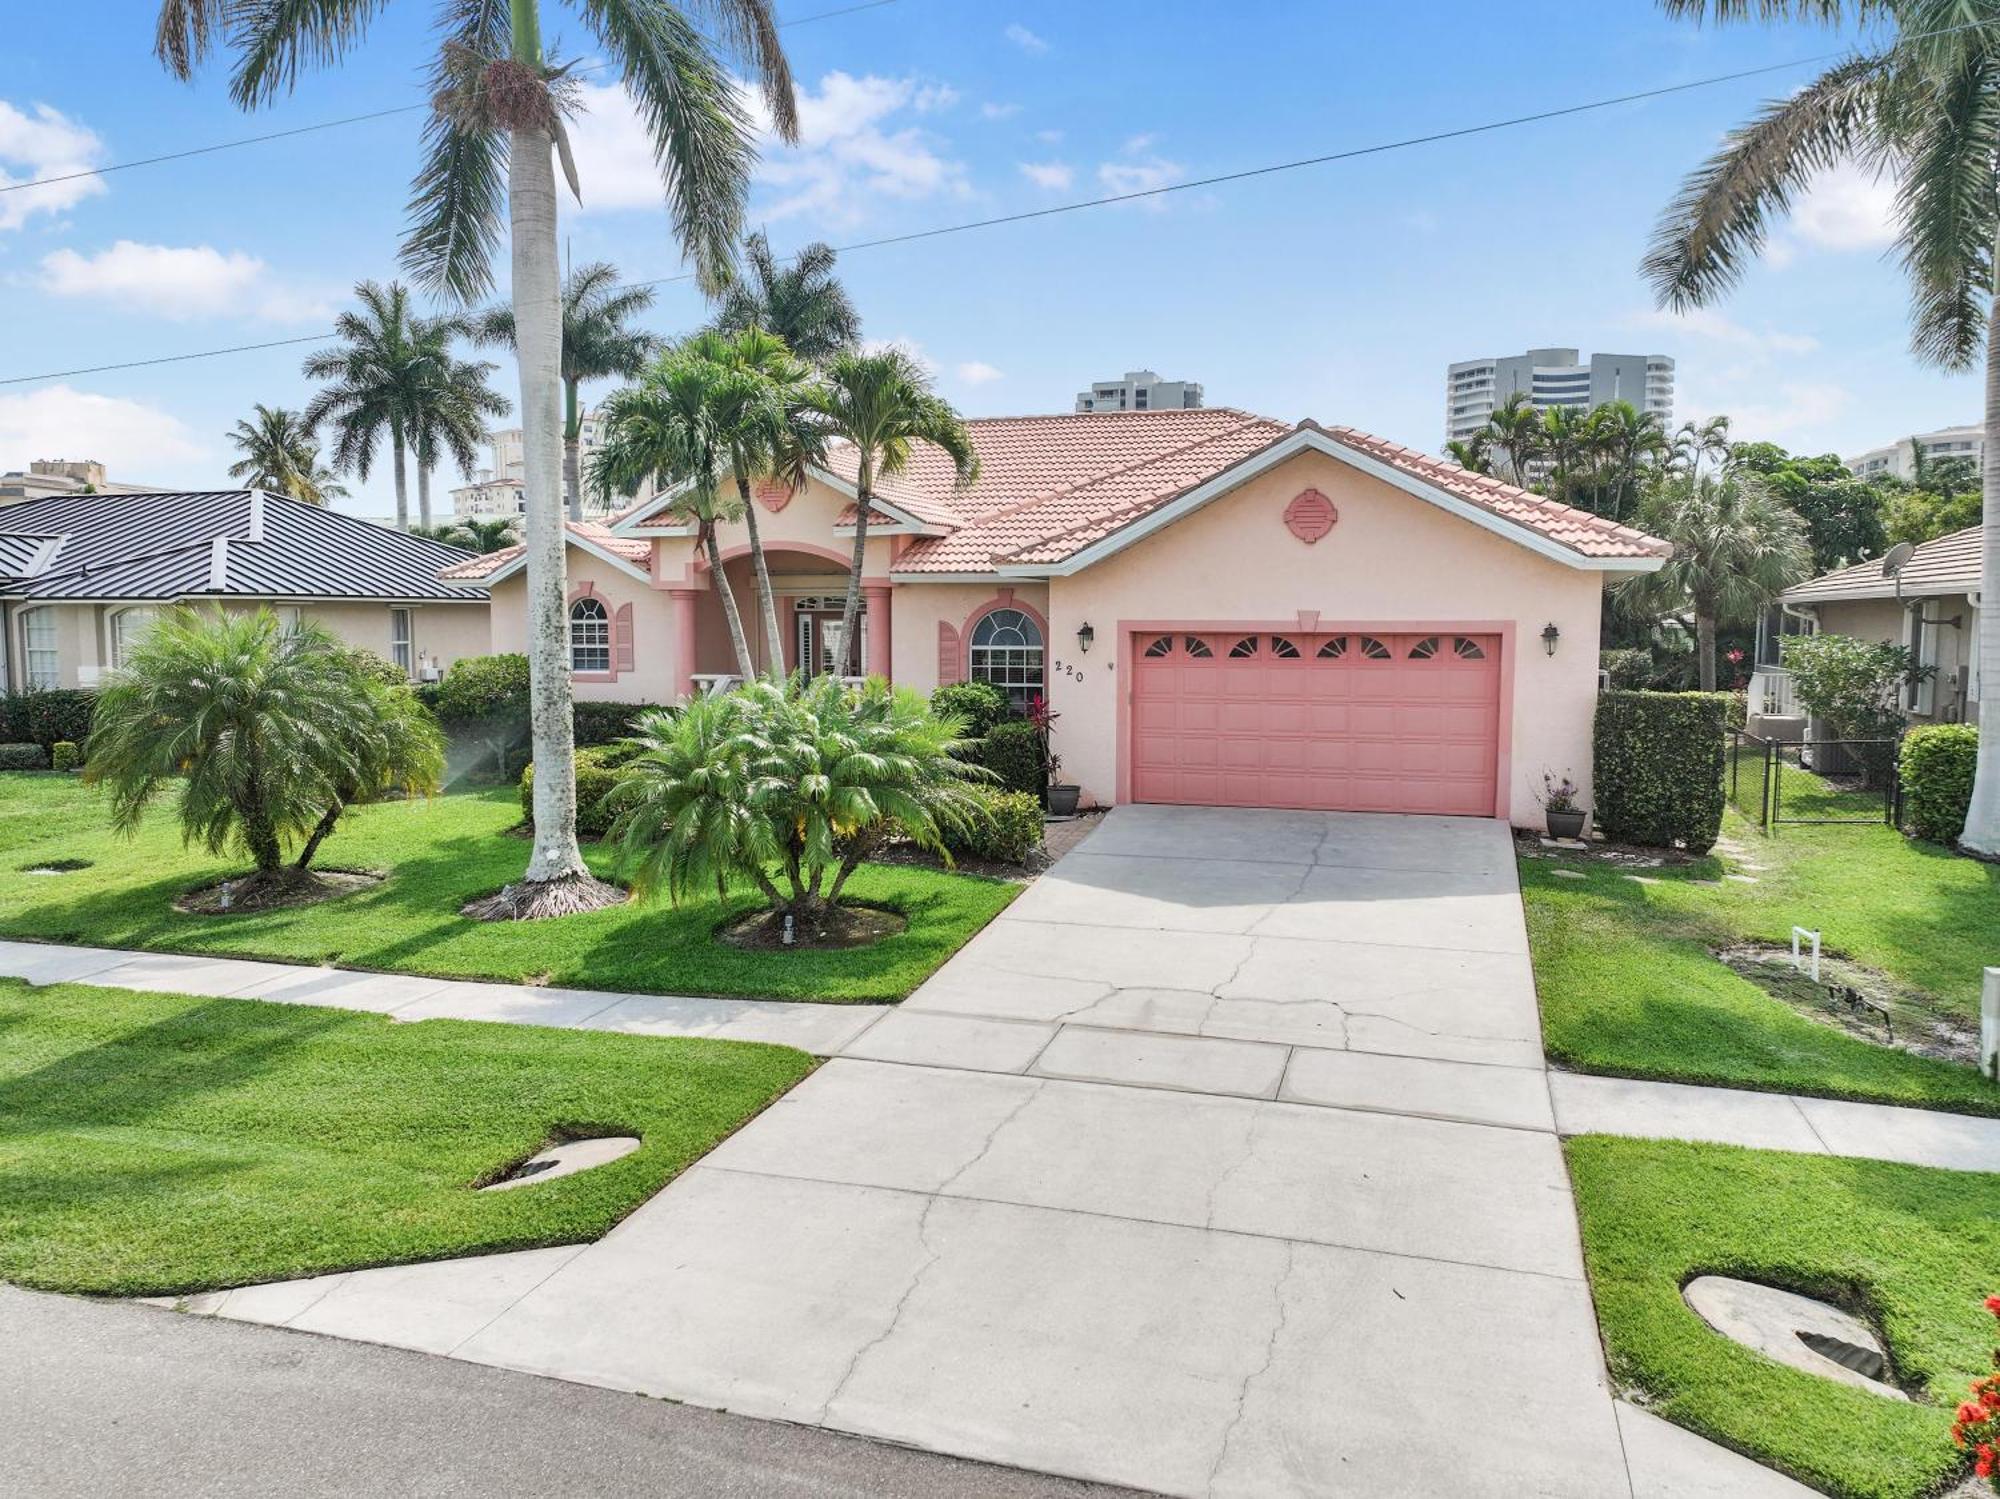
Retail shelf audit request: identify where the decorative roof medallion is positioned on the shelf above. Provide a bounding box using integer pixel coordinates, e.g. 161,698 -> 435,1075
1284,488 -> 1337,543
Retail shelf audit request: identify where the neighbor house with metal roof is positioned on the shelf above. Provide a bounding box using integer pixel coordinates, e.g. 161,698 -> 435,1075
1761,523 -> 1985,726
446,408 -> 1670,828
0,489 -> 491,693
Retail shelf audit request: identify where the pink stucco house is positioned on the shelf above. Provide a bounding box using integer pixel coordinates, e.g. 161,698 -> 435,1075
444,409 -> 1670,827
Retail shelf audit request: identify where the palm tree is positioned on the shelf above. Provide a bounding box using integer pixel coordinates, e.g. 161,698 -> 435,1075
1483,392 -> 1546,488
85,608 -> 443,903
1539,404 -> 1598,503
708,231 -> 860,362
1642,0 -> 2000,850
590,349 -> 759,679
683,326 -> 828,666
472,261 -> 660,520
226,404 -> 347,505
410,336 -> 511,531
301,282 -> 430,530
1587,401 -> 1670,523
806,347 -> 977,677
1446,431 -> 1494,475
1619,470 -> 1813,692
1669,416 -> 1733,481
157,0 -> 798,917
456,516 -> 525,553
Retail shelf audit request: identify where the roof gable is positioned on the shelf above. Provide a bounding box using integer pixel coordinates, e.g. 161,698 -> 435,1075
440,521 -> 651,585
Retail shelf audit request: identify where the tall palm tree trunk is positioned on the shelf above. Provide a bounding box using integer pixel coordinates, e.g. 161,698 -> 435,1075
390,419 -> 409,531
736,471 -> 783,673
509,104 -> 590,894
1960,258 -> 2000,855
701,521 -> 757,679
417,460 -> 433,530
835,458 -> 870,677
563,378 -> 584,522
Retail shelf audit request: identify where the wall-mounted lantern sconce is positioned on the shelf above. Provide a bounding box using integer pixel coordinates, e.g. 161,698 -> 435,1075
1077,621 -> 1095,654
1541,622 -> 1561,657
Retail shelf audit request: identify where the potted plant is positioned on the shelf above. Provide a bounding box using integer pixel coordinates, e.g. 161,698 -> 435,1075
1540,771 -> 1589,840
1028,694 -> 1080,816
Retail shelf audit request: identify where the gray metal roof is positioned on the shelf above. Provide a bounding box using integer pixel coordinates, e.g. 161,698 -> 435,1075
1782,524 -> 1984,605
0,490 -> 487,602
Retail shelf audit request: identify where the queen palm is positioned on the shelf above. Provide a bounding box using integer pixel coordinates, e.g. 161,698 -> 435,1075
807,347 -> 977,678
590,349 -> 760,680
472,261 -> 660,520
684,326 -> 828,666
226,404 -> 347,505
708,230 -> 860,362
157,0 -> 798,916
1619,469 -> 1812,692
1644,0 -> 2000,851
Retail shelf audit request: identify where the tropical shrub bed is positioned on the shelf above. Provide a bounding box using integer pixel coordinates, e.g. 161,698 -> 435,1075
1592,689 -> 1731,851
937,786 -> 1043,865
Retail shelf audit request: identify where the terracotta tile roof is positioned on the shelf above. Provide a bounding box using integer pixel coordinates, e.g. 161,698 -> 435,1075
1321,428 -> 1675,562
439,521 -> 649,580
1783,523 -> 1984,603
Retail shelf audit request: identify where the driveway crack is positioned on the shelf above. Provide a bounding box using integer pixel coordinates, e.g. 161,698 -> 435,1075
1206,1239 -> 1300,1496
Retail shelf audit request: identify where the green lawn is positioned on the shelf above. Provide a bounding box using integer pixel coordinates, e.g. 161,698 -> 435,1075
1525,810 -> 2000,1115
1568,1136 -> 1998,1499
0,775 -> 1017,1002
0,979 -> 813,1296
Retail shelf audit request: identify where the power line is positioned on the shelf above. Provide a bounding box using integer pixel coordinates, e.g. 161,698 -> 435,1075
0,0 -> 905,199
0,27 -> 1956,387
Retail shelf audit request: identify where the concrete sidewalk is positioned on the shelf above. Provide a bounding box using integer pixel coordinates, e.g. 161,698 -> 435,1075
120,807 -> 1818,1498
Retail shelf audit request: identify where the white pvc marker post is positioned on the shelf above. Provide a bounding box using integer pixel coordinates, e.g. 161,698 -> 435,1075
1982,967 -> 1999,1083
1791,927 -> 1822,984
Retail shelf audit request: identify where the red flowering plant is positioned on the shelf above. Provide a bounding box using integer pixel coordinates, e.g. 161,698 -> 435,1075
1025,693 -> 1062,784
1951,1295 -> 2000,1490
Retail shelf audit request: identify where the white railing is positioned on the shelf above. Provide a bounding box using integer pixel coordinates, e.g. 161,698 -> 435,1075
1748,667 -> 1798,718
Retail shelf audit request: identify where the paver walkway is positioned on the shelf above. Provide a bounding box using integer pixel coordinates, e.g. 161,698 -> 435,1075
32,804 -> 1834,1498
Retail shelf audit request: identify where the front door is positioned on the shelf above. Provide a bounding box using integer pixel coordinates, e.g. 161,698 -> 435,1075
795,598 -> 866,676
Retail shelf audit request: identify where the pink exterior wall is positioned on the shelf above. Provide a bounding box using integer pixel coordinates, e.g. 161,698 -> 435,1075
1040,449 -> 1608,827
487,556 -> 678,704
889,581 -> 1054,695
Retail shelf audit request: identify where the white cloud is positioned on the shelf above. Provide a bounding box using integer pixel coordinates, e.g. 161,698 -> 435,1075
1003,23 -> 1048,53
862,335 -> 936,376
0,100 -> 107,230
0,385 -> 206,477
568,72 -> 969,227
1098,155 -> 1184,208
1122,132 -> 1158,155
1789,161 -> 1898,251
980,101 -> 1021,121
37,240 -> 331,324
1018,161 -> 1074,191
1678,378 -> 1852,449
955,360 -> 1004,385
1628,306 -> 1819,355
1034,128 -> 1064,145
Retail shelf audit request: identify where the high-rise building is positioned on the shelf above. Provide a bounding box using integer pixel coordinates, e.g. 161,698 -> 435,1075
1445,348 -> 1674,449
450,412 -> 616,520
1844,424 -> 1984,482
1074,369 -> 1204,414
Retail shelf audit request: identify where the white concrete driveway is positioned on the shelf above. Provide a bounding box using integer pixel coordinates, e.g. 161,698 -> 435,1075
155,807 -> 1791,1497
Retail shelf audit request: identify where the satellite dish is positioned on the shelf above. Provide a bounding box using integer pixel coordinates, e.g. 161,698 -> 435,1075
1880,541 -> 1916,579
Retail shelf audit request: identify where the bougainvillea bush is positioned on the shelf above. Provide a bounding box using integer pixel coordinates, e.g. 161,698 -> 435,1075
1953,1295 -> 2000,1491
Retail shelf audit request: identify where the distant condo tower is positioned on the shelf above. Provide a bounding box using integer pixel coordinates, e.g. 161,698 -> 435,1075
1075,369 -> 1204,413
1445,347 -> 1674,449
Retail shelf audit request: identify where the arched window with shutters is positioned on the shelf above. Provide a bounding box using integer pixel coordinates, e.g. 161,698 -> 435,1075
569,597 -> 611,674
967,605 -> 1044,709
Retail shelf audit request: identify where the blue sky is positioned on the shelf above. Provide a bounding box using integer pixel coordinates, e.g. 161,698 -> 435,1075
0,1 -> 1981,518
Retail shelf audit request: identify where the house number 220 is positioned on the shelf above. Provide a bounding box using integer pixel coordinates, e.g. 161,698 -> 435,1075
1051,659 -> 1085,682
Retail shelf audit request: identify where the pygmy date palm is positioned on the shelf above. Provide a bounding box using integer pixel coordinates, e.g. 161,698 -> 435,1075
156,0 -> 799,913
1645,0 -> 2000,851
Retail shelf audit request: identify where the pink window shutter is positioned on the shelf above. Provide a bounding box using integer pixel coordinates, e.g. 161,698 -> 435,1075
937,621 -> 961,684
613,603 -> 635,674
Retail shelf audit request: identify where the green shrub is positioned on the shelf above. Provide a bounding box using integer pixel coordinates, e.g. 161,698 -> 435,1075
1900,723 -> 1978,844
0,690 -> 96,751
346,647 -> 411,686
49,741 -> 80,773
519,747 -> 627,838
430,654 -> 530,775
931,681 -> 1012,739
1599,649 -> 1651,691
572,700 -> 651,748
984,718 -> 1045,798
0,742 -> 49,771
1592,690 -> 1732,852
940,786 -> 1044,864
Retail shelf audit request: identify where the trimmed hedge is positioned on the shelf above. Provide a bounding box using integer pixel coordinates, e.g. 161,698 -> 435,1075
1592,690 -> 1731,853
984,718 -> 1045,798
942,787 -> 1044,865
0,742 -> 50,771
1900,723 -> 1978,844
50,741 -> 80,773
0,690 -> 95,752
931,681 -> 1012,739
573,699 -> 652,747
519,747 -> 629,838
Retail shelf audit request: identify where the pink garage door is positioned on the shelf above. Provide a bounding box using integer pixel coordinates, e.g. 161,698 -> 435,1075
1130,630 -> 1502,816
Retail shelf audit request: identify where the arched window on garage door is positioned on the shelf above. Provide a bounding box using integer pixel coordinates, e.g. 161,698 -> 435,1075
968,607 -> 1043,709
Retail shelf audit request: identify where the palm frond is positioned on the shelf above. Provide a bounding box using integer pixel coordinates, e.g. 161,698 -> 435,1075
154,0 -> 228,76
227,0 -> 392,109
1895,44 -> 2000,368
